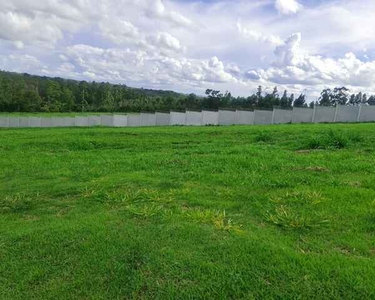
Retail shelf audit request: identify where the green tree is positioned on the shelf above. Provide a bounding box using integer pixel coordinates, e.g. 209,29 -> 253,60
368,95 -> 375,105
293,94 -> 306,107
61,87 -> 75,112
280,90 -> 289,108
204,89 -> 223,109
45,80 -> 62,112
104,90 -> 117,112
319,89 -> 331,106
331,87 -> 349,106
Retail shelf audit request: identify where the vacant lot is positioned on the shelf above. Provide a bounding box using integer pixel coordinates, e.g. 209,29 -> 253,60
1,124 -> 375,299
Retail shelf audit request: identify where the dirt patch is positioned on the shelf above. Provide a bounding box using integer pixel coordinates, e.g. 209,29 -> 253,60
292,166 -> 330,172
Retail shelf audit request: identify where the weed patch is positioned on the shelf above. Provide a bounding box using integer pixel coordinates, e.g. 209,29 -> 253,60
254,131 -> 273,143
302,129 -> 364,150
266,205 -> 329,229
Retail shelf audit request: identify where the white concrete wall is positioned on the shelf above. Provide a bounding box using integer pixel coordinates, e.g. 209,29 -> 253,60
8,117 -> 19,128
29,117 -> 42,127
155,112 -> 170,126
273,109 -> 293,124
0,117 -> 9,127
41,118 -> 52,128
64,117 -> 76,127
314,106 -> 335,123
186,111 -> 202,126
113,115 -> 127,127
4,106 -> 374,129
335,106 -> 359,123
75,116 -> 89,127
89,116 -> 101,126
235,110 -> 254,125
292,108 -> 314,123
140,113 -> 157,126
52,117 -> 66,127
128,114 -> 141,127
254,110 -> 273,125
170,111 -> 186,125
359,106 -> 375,122
218,110 -> 236,125
101,115 -> 114,127
19,117 -> 29,127
202,111 -> 219,125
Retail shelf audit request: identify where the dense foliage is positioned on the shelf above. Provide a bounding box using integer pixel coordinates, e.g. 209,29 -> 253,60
1,70 -> 374,113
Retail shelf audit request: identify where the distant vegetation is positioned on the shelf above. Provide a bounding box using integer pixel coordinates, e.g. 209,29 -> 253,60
0,70 -> 374,113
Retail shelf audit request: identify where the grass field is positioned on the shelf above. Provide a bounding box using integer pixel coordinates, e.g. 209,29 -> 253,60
1,123 -> 375,299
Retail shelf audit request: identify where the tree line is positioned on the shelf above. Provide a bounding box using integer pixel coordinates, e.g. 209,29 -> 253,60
0,70 -> 374,113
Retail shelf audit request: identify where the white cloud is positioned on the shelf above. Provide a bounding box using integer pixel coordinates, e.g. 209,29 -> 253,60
275,0 -> 302,15
147,32 -> 183,52
2,0 -> 375,98
247,33 -> 375,89
0,53 -> 40,71
63,44 -> 236,87
237,21 -> 283,46
143,0 -> 193,28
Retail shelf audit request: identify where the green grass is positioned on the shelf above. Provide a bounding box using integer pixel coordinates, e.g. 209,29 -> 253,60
1,123 -> 375,299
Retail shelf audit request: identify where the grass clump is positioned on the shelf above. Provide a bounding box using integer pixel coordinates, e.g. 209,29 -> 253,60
302,129 -> 364,150
266,205 -> 329,229
183,207 -> 242,232
254,131 -> 273,143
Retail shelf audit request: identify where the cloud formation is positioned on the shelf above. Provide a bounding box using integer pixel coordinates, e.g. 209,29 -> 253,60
1,0 -> 375,99
274,0 -> 303,15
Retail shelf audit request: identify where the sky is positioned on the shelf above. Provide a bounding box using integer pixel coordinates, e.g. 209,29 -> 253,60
1,0 -> 375,101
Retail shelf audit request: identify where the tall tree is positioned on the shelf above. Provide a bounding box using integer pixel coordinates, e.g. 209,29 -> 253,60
331,87 -> 349,106
319,89 -> 331,106
293,94 -> 306,107
280,90 -> 291,108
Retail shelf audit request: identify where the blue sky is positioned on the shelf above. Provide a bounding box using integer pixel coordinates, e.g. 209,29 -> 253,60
1,0 -> 375,100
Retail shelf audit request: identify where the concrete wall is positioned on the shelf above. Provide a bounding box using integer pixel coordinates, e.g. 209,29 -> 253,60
101,115 -> 114,127
0,117 -> 9,127
2,107 -> 374,129
75,116 -> 89,127
254,110 -> 273,125
29,117 -> 42,128
218,110 -> 236,125
236,110 -> 254,125
273,109 -> 292,124
89,116 -> 101,127
292,107 -> 314,123
359,106 -> 375,122
186,111 -> 202,126
64,117 -> 76,127
127,114 -> 141,127
202,111 -> 219,125
140,113 -> 157,127
314,106 -> 335,123
170,111 -> 186,125
8,117 -> 19,128
113,115 -> 127,127
19,117 -> 29,127
156,112 -> 170,126
41,118 -> 52,128
335,106 -> 359,123
52,117 -> 65,127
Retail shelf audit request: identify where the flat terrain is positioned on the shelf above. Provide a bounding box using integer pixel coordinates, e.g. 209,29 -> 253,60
1,124 -> 375,299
